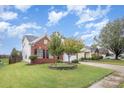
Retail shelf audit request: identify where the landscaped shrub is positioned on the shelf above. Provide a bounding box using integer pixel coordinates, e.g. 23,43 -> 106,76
29,55 -> 37,61
79,57 -> 91,61
57,60 -> 63,63
91,54 -> 103,60
99,56 -> 103,59
72,59 -> 79,63
79,57 -> 85,61
49,63 -> 77,70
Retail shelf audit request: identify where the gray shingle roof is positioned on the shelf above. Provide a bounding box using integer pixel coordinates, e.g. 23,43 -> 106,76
23,35 -> 38,42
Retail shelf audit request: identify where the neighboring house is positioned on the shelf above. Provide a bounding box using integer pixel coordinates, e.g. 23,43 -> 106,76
91,47 -> 109,58
78,46 -> 109,59
78,46 -> 92,59
22,34 -> 63,64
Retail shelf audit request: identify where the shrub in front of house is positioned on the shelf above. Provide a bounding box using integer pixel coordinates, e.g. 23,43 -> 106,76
49,63 -> 77,70
91,54 -> 103,60
79,57 -> 91,61
29,55 -> 37,61
57,60 -> 63,63
79,57 -> 85,61
72,59 -> 79,63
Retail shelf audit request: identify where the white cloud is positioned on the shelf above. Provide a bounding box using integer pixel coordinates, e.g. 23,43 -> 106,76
80,18 -> 109,44
0,6 -> 18,21
80,34 -> 93,40
47,11 -> 68,26
0,22 -> 11,32
7,22 -> 42,38
0,21 -> 42,39
85,18 -> 109,29
0,11 -> 18,21
47,5 -> 86,26
75,6 -> 111,26
47,5 -> 110,27
73,31 -> 79,37
15,5 -> 32,12
67,5 -> 86,15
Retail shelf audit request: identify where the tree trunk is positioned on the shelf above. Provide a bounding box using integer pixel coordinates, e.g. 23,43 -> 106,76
115,54 -> 119,60
76,53 -> 78,61
68,54 -> 71,63
53,55 -> 56,64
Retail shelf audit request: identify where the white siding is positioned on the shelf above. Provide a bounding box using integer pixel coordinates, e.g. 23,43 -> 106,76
78,52 -> 92,59
63,53 -> 76,62
22,38 -> 31,63
78,48 -> 92,59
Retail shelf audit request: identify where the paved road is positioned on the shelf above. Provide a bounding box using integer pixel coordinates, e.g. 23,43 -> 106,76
80,62 -> 124,88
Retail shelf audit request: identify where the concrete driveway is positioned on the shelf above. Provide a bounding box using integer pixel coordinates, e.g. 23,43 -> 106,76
80,62 -> 124,88
80,62 -> 124,73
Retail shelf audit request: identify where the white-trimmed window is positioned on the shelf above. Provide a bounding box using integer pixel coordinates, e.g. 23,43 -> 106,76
37,49 -> 43,58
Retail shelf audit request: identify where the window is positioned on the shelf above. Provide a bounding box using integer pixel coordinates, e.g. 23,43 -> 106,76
43,49 -> 45,58
46,50 -> 49,58
36,49 -> 50,59
37,49 -> 43,58
34,49 -> 37,55
44,39 -> 48,44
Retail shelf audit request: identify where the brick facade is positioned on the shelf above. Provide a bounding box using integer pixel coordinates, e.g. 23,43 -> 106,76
31,36 -> 63,64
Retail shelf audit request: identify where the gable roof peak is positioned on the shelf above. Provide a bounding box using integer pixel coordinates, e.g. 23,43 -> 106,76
30,34 -> 50,44
22,35 -> 38,42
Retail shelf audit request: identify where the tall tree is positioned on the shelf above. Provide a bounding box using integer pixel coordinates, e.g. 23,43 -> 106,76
64,38 -> 84,63
48,32 -> 64,63
99,19 -> 124,59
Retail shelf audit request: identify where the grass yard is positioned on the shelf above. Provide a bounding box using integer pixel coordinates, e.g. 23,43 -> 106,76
0,58 -> 112,88
119,83 -> 124,88
92,59 -> 124,66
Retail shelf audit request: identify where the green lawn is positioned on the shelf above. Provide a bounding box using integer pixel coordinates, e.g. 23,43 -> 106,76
0,58 -> 112,88
92,59 -> 124,66
119,83 -> 124,88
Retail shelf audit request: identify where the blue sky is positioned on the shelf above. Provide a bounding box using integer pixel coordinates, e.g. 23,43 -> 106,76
0,5 -> 124,54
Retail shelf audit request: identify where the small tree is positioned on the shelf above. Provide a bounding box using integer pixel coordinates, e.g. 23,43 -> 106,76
11,48 -> 18,57
64,38 -> 84,63
9,48 -> 22,64
73,39 -> 84,61
48,32 -> 64,63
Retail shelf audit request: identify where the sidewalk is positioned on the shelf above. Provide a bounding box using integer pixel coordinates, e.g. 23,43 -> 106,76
80,62 -> 124,88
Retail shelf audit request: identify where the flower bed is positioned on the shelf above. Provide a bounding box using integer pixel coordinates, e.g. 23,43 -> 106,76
49,63 -> 77,70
